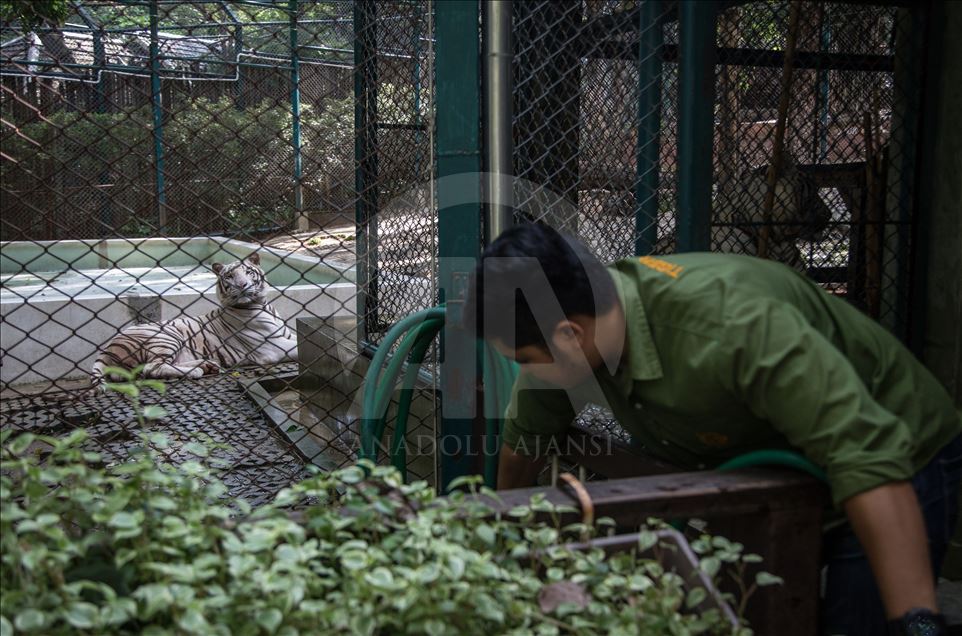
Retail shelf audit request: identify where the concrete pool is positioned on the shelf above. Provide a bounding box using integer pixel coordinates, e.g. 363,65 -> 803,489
1,237 -> 356,387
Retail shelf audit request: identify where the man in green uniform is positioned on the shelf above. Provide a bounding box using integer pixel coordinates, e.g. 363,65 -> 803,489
466,223 -> 961,636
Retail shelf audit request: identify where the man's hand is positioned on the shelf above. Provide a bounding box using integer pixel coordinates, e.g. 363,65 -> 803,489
497,443 -> 546,490
843,481 -> 937,618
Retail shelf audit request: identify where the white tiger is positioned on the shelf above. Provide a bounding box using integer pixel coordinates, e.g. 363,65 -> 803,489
90,252 -> 296,386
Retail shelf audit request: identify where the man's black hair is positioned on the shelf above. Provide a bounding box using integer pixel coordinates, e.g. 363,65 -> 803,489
464,221 -> 617,349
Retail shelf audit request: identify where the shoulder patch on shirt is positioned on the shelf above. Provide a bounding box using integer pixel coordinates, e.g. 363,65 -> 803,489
638,256 -> 684,279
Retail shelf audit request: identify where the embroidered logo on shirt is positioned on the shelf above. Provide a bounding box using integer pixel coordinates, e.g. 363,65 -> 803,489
638,256 -> 684,279
696,432 -> 730,448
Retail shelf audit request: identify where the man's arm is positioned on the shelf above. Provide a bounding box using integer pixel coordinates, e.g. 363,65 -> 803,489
718,299 -> 940,620
497,443 -> 546,490
843,481 -> 937,617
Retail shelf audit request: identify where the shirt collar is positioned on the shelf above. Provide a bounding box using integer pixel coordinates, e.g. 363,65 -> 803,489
600,266 -> 664,394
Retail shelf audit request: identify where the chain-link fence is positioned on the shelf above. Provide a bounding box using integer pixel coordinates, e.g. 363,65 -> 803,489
0,0 -> 928,496
510,0 -> 924,463
1,0 -> 438,502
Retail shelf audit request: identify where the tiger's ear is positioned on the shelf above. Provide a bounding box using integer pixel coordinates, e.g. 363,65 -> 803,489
245,252 -> 260,266
211,262 -> 224,274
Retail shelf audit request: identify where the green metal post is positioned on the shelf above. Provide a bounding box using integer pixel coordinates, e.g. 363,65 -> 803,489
289,0 -> 305,231
893,5 -> 926,344
354,0 -> 379,344
149,0 -> 167,233
635,0 -> 663,256
77,4 -> 111,235
676,0 -> 717,252
221,1 -> 244,110
436,0 -> 483,491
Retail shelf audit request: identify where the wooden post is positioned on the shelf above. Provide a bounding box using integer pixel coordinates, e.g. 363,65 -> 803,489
758,0 -> 802,259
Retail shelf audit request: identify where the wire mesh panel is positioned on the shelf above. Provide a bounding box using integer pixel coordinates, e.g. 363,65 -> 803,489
513,0 -> 677,263
507,0 -> 925,471
711,2 -> 919,334
0,1 -> 438,498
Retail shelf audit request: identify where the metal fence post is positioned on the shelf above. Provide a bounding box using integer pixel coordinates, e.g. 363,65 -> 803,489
354,0 -> 379,345
76,3 -> 111,236
484,0 -> 512,242
289,0 -> 306,232
676,0 -> 717,253
635,0 -> 663,256
436,0 -> 482,491
149,0 -> 167,233
221,1 -> 244,110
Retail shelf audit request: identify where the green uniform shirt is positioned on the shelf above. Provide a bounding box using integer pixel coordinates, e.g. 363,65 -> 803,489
502,253 -> 961,508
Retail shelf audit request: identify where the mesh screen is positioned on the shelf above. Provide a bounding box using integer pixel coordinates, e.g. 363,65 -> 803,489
510,0 -> 920,457
1,0 -> 438,496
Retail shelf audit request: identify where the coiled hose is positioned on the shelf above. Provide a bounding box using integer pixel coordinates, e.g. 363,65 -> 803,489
359,306 -> 518,486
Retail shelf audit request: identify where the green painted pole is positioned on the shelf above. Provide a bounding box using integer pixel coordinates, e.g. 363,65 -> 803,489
289,0 -> 305,231
149,0 -> 167,233
436,0 -> 483,491
354,0 -> 379,344
676,0 -> 717,253
77,4 -> 111,235
221,1 -> 244,110
894,5 -> 925,345
635,0 -> 663,256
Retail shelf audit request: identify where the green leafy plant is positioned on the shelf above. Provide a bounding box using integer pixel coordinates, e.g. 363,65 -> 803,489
1,376 -> 775,635
0,0 -> 69,32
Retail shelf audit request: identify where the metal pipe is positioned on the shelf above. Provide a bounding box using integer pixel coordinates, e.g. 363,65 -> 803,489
484,0 -> 512,242
676,0 -> 716,252
289,0 -> 305,232
149,0 -> 167,233
354,0 -> 380,344
634,0 -> 663,255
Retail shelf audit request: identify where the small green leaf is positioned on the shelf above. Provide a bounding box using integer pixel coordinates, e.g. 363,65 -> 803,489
447,554 -> 465,579
183,442 -> 209,458
14,609 -> 45,632
0,616 -> 12,636
105,383 -> 139,398
475,524 -> 496,546
108,511 -> 140,530
699,556 -> 721,578
177,608 -> 209,634
364,567 -> 395,589
142,405 -> 167,420
103,366 -> 133,381
637,530 -> 658,551
685,587 -> 707,609
742,553 -> 764,563
755,571 -> 784,587
64,602 -> 98,629
256,608 -> 283,632
7,434 -> 36,455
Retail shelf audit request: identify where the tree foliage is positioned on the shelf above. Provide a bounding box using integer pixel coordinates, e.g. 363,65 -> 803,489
0,0 -> 70,32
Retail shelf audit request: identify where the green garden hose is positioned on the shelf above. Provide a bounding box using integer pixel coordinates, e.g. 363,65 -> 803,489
717,449 -> 828,483
360,306 -> 518,487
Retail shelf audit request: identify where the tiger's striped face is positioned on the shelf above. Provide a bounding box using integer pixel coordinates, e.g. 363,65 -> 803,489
211,253 -> 267,308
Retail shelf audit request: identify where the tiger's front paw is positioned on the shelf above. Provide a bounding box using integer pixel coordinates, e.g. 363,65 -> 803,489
201,360 -> 221,375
